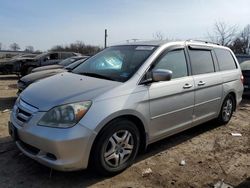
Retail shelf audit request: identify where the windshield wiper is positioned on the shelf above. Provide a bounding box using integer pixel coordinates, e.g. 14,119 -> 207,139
79,72 -> 115,81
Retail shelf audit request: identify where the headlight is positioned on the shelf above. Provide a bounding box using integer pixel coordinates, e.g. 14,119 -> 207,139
38,101 -> 92,128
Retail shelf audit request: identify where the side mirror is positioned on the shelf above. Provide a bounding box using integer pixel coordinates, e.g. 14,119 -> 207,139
152,69 -> 172,82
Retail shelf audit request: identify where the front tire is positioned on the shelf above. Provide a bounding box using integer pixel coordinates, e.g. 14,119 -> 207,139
91,119 -> 140,176
217,94 -> 235,124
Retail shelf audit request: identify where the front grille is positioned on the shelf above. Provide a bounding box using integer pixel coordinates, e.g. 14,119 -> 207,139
15,99 -> 38,125
16,107 -> 32,123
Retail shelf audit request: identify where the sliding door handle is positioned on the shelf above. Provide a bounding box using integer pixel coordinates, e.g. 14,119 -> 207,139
198,81 -> 206,86
183,83 -> 193,89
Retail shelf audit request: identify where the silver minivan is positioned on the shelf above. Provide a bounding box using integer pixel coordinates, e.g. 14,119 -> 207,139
9,40 -> 244,175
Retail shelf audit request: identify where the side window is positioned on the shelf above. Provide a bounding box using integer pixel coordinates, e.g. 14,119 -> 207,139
214,48 -> 237,71
153,49 -> 188,79
49,53 -> 59,60
189,50 -> 215,75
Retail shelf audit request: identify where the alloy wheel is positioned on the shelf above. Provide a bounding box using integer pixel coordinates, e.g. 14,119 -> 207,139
104,130 -> 134,168
222,98 -> 233,122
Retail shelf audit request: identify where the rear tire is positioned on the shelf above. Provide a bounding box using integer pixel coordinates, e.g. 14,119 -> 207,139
91,119 -> 140,176
216,94 -> 235,125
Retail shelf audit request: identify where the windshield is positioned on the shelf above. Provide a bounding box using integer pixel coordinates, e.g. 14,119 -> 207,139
59,57 -> 78,66
65,58 -> 87,70
73,45 -> 156,82
34,53 -> 47,59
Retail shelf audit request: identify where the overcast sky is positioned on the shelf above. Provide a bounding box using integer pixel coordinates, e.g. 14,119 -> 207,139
0,0 -> 250,51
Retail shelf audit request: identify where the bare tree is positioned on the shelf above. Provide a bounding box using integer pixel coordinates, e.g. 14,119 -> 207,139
51,41 -> 101,55
240,25 -> 250,54
208,22 -> 237,46
25,45 -> 34,52
9,43 -> 20,51
229,37 -> 245,54
153,31 -> 165,40
51,45 -> 64,51
228,24 -> 250,54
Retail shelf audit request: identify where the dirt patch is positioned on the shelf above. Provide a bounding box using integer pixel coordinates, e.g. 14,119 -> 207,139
0,75 -> 249,188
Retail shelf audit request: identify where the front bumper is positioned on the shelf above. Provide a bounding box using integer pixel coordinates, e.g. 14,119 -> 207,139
10,111 -> 96,171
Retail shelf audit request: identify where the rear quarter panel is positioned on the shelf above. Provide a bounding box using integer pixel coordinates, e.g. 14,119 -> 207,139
221,69 -> 243,106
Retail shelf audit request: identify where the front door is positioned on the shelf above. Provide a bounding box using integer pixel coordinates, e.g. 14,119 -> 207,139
148,49 -> 195,141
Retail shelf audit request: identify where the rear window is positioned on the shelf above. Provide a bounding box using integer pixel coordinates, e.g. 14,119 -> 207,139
189,50 -> 215,75
214,49 -> 237,71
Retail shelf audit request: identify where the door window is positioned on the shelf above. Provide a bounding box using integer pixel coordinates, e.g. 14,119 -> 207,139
189,50 -> 215,75
153,49 -> 188,79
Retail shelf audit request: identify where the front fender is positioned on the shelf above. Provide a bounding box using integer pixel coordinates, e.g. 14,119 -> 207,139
92,109 -> 149,134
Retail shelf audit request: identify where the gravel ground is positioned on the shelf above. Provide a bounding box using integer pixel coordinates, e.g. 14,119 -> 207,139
0,75 -> 249,188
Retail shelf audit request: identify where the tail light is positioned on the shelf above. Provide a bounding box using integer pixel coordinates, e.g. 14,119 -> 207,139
240,75 -> 244,84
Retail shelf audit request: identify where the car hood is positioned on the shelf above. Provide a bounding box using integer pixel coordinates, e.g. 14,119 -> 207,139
32,65 -> 64,73
20,69 -> 67,85
20,72 -> 121,111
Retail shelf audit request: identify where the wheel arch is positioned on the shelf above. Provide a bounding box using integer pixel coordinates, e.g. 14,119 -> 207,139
88,113 -> 148,168
224,91 -> 237,111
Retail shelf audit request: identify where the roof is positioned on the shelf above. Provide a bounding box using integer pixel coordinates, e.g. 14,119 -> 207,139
112,40 -> 227,49
112,40 -> 177,46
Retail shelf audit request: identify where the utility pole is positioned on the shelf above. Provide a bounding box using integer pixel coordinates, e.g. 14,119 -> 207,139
104,29 -> 108,48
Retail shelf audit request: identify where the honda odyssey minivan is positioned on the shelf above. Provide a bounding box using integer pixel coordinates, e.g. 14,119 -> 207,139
9,40 -> 244,175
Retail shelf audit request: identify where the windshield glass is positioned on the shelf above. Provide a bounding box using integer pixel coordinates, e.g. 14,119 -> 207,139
65,58 -> 87,69
34,53 -> 47,59
73,45 -> 156,82
59,57 -> 77,66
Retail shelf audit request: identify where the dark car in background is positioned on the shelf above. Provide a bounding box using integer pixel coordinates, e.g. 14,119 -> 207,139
240,60 -> 250,95
31,56 -> 87,73
17,56 -> 88,94
19,51 -> 81,76
0,51 -> 80,76
0,53 -> 38,74
236,54 -> 250,64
